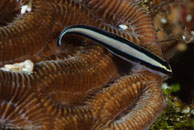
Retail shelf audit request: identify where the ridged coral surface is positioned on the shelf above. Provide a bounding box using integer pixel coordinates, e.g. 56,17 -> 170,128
0,0 -> 165,130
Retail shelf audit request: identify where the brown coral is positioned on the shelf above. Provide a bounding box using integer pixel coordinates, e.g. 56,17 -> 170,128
0,0 -> 166,130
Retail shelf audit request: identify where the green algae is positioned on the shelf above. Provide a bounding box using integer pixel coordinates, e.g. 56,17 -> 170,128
150,84 -> 194,130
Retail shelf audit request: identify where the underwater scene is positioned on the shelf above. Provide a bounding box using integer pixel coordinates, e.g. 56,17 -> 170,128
0,0 -> 193,130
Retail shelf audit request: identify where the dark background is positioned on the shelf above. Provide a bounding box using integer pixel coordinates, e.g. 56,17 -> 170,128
167,43 -> 194,104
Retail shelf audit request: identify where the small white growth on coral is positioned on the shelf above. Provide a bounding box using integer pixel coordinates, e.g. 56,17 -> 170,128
182,35 -> 186,41
21,0 -> 32,15
161,18 -> 167,24
186,14 -> 192,23
118,24 -> 128,30
21,5 -> 32,14
0,60 -> 34,74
